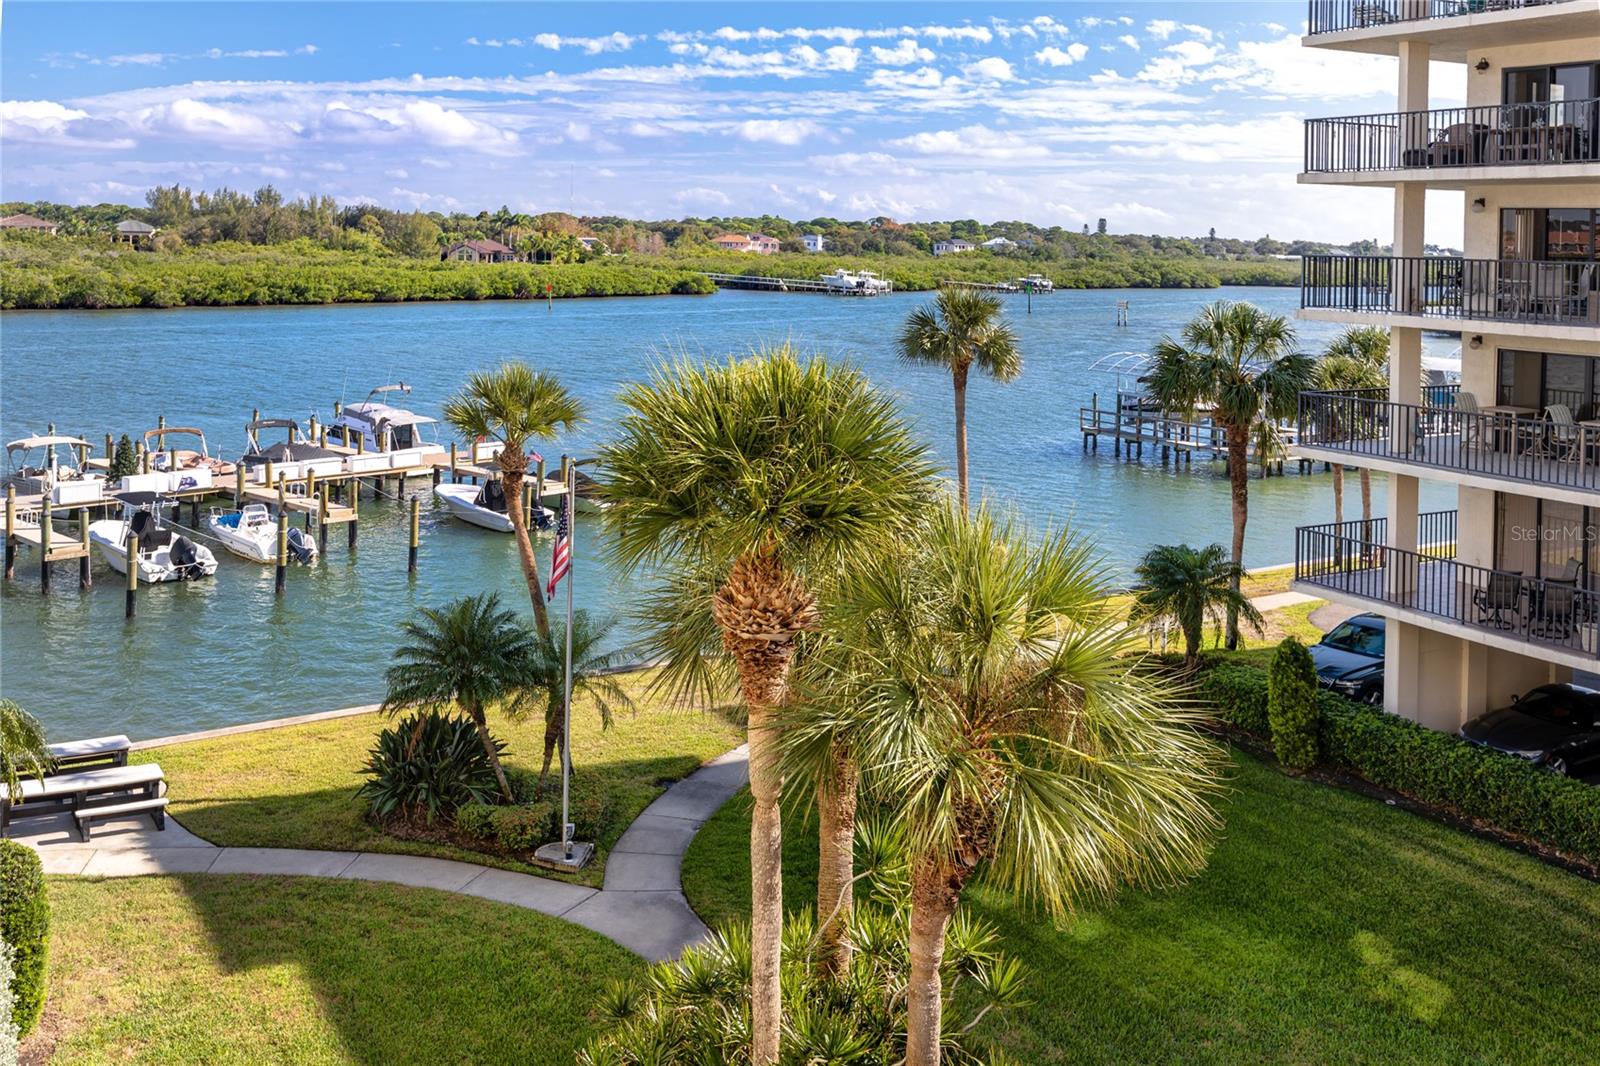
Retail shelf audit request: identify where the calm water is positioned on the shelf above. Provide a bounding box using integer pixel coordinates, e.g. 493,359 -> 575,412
0,287 -> 1451,738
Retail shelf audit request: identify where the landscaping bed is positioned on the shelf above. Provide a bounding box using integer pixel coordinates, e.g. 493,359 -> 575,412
683,749 -> 1600,1065
133,671 -> 745,887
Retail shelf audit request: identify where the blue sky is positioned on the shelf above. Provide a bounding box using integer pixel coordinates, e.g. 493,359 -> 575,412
1,2 -> 1466,243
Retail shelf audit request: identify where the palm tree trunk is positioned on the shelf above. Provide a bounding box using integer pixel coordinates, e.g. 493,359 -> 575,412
1359,467 -> 1374,564
906,860 -> 961,1066
1183,614 -> 1203,673
1226,427 -> 1250,651
468,702 -> 514,803
815,745 -> 858,980
952,363 -> 970,512
502,466 -> 551,639
537,693 -> 561,796
1331,465 -> 1344,526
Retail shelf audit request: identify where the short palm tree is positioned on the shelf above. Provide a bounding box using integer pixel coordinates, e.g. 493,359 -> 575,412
1131,543 -> 1264,671
896,287 -> 1021,512
443,362 -> 584,638
1,698 -> 51,803
1144,300 -> 1312,649
1316,326 -> 1390,529
600,345 -> 936,1065
793,502 -> 1222,1066
522,610 -> 637,796
381,593 -> 540,803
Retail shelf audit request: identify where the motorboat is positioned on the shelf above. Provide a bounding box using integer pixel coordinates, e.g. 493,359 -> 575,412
88,492 -> 217,582
572,468 -> 610,514
144,427 -> 236,480
855,270 -> 893,293
329,384 -> 447,474
434,478 -> 553,533
242,418 -> 346,484
208,502 -> 317,564
1018,273 -> 1054,292
819,269 -> 891,295
4,435 -> 105,505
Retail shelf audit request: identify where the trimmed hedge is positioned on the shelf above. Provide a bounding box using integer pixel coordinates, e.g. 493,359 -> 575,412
1199,664 -> 1600,864
0,839 -> 48,1038
1268,638 -> 1320,771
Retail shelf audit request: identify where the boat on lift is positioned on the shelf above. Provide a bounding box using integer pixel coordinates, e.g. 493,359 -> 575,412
88,492 -> 217,582
434,478 -> 554,533
241,418 -> 346,484
819,268 -> 892,295
1018,273 -> 1054,292
144,427 -> 236,480
4,435 -> 105,505
329,384 -> 446,473
207,502 -> 317,564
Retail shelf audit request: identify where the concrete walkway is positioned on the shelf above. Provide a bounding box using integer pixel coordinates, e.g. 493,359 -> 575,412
1251,590 -> 1321,613
14,744 -> 749,963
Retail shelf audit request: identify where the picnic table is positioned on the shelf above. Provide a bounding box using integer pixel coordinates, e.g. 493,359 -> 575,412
2,762 -> 168,840
46,734 -> 131,772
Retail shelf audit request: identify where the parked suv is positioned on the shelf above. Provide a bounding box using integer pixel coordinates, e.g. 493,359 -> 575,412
1308,614 -> 1385,706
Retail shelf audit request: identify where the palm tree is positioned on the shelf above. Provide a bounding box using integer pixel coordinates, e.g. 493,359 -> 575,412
600,345 -> 936,1065
521,610 -> 637,796
1131,543 -> 1264,671
896,287 -> 1021,512
1316,326 -> 1390,529
381,593 -> 540,803
1144,300 -> 1313,649
794,502 -> 1222,1066
1,699 -> 51,804
443,362 -> 584,638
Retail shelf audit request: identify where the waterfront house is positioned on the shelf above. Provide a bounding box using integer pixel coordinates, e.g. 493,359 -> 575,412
981,236 -> 1017,251
933,238 -> 975,257
712,232 -> 781,254
1291,0 -> 1600,730
803,233 -> 828,252
0,213 -> 58,235
115,219 -> 158,245
442,238 -> 517,263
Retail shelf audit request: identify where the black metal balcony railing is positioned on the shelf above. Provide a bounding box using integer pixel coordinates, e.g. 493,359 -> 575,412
1308,0 -> 1573,35
1305,98 -> 1599,173
1296,514 -> 1597,659
1297,389 -> 1600,492
1301,255 -> 1600,326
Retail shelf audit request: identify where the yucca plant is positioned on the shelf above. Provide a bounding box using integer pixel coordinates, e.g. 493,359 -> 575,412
0,698 -> 51,804
356,710 -> 504,825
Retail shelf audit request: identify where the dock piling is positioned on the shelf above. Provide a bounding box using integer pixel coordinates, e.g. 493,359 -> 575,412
125,529 -> 137,619
408,496 -> 419,574
235,465 -> 245,507
305,471 -> 318,530
4,486 -> 15,581
449,441 -> 457,482
39,495 -> 51,595
79,508 -> 91,589
348,479 -> 359,550
275,484 -> 288,596
319,489 -> 330,556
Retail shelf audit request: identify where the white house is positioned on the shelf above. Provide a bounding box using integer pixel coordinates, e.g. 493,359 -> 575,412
981,236 -> 1017,251
933,239 -> 975,257
802,233 -> 828,253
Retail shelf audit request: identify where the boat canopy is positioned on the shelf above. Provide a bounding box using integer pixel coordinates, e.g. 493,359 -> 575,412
7,435 -> 89,452
342,402 -> 437,427
143,427 -> 209,444
242,441 -> 344,467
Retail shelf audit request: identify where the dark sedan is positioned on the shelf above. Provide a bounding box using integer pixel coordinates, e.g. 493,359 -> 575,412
1309,614 -> 1386,705
1459,684 -> 1600,782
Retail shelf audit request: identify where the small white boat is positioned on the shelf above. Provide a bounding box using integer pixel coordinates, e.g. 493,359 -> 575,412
208,503 -> 317,564
5,434 -> 106,505
88,494 -> 217,582
434,480 -> 554,533
144,426 -> 236,480
818,268 -> 891,296
855,270 -> 893,293
1018,273 -> 1054,293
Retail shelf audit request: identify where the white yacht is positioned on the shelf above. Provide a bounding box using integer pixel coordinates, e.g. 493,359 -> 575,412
89,493 -> 217,582
819,269 -> 892,295
1018,274 -> 1054,292
208,502 -> 317,564
855,270 -> 893,293
434,478 -> 554,533
4,435 -> 105,505
330,384 -> 446,472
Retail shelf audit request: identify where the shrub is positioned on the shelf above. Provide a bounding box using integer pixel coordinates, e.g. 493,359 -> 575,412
1267,638 -> 1320,770
0,839 -> 48,1038
0,940 -> 18,1065
488,802 -> 557,852
1198,665 -> 1600,863
454,801 -> 497,841
356,711 -> 505,825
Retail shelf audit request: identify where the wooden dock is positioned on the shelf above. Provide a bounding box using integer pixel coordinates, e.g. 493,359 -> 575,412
702,273 -> 889,295
1079,403 -> 1313,476
942,278 -> 1021,293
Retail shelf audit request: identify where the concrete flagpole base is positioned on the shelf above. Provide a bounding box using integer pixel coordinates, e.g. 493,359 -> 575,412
534,840 -> 595,871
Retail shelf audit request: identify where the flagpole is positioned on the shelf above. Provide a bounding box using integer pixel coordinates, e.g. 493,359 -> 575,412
561,454 -> 575,859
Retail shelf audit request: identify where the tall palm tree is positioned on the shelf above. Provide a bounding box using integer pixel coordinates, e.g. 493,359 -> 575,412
0,698 -> 51,804
600,345 -> 936,1065
1144,300 -> 1313,649
520,610 -> 637,795
793,502 -> 1222,1066
444,362 -> 584,638
896,287 -> 1021,512
1131,543 -> 1264,671
1316,326 -> 1390,529
381,593 -> 540,803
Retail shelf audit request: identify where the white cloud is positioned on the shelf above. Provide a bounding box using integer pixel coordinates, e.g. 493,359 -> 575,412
866,66 -> 944,90
1118,35 -> 1140,50
870,39 -> 935,66
523,32 -> 640,54
736,118 -> 822,145
1034,44 -> 1088,67
966,57 -> 1014,82
889,124 -> 1049,160
672,185 -> 733,209
1146,20 -> 1179,40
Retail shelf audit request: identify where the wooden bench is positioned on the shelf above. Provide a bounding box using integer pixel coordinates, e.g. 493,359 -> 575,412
47,735 -> 131,772
2,763 -> 166,838
74,796 -> 168,841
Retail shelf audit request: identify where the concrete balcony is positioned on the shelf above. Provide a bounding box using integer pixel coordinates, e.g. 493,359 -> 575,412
1305,0 -> 1599,60
1293,511 -> 1598,669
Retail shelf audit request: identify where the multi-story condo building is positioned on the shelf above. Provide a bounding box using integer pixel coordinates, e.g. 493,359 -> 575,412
1291,0 -> 1600,729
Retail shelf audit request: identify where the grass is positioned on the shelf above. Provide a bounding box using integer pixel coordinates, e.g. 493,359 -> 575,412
683,749 -> 1600,1066
134,670 -> 745,886
27,874 -> 640,1065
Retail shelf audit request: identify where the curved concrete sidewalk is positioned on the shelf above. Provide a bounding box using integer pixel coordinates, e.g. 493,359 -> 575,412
16,744 -> 749,963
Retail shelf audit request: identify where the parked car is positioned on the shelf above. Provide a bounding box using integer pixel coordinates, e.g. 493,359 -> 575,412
1309,613 -> 1386,705
1459,684 -> 1600,782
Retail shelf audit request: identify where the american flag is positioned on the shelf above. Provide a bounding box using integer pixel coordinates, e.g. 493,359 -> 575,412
546,488 -> 571,601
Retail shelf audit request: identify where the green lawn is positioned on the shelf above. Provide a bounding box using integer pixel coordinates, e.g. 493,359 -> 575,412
28,875 -> 640,1065
684,750 -> 1600,1065
135,671 -> 745,886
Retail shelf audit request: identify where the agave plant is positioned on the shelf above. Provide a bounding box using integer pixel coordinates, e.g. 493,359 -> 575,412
356,710 -> 506,825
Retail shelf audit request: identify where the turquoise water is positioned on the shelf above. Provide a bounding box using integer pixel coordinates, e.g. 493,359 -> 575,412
0,288 -> 1451,739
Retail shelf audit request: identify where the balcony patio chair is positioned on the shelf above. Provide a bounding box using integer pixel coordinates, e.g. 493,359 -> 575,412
1534,404 -> 1582,464
1530,582 -> 1578,642
1472,570 -> 1524,630
1544,262 -> 1596,323
1455,390 -> 1486,451
1427,123 -> 1480,167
